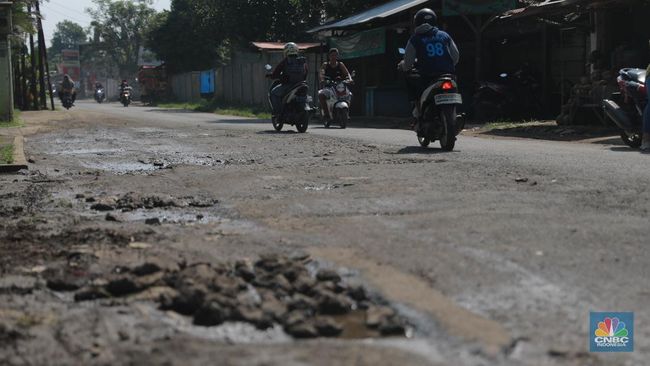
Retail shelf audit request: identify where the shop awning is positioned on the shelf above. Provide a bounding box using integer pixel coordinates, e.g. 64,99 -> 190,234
251,42 -> 322,52
308,0 -> 429,33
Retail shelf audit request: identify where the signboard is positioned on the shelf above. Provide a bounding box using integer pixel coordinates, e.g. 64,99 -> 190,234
443,0 -> 517,15
61,49 -> 80,67
330,27 -> 386,59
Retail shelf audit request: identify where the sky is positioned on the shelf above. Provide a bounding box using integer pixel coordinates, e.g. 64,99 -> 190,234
40,0 -> 171,47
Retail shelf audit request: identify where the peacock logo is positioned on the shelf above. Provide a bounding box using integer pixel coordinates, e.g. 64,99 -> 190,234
595,317 -> 628,338
590,312 -> 634,352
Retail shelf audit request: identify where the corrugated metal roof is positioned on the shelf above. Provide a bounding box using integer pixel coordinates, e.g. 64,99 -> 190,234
501,0 -> 624,19
251,42 -> 322,51
308,0 -> 429,33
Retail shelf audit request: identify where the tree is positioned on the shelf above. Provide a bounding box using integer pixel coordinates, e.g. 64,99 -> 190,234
87,0 -> 157,76
145,0 -> 394,73
49,21 -> 87,56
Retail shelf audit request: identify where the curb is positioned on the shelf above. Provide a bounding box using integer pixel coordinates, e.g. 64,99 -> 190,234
0,135 -> 29,173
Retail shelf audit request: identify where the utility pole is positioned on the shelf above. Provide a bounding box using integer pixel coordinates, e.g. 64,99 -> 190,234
35,1 -> 54,110
27,4 -> 38,110
0,1 -> 14,121
20,42 -> 27,110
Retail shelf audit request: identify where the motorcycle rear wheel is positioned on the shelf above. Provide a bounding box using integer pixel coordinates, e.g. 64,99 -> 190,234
620,131 -> 642,148
439,105 -> 457,151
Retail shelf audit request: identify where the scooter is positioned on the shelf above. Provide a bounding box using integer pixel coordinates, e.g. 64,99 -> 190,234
400,49 -> 463,151
94,88 -> 106,103
120,87 -> 132,107
322,75 -> 354,129
265,64 -> 313,133
603,68 -> 647,148
60,89 -> 74,110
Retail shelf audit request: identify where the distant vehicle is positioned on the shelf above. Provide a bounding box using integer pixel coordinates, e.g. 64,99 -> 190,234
603,68 -> 647,148
265,64 -> 313,133
120,86 -> 133,107
322,73 -> 354,129
94,88 -> 106,104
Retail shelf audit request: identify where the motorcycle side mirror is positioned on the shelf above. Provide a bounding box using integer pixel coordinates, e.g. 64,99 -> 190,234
500,73 -> 508,78
264,64 -> 272,71
398,48 -> 406,55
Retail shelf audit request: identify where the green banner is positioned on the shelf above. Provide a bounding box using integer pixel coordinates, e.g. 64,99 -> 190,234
330,28 -> 386,60
443,0 -> 517,15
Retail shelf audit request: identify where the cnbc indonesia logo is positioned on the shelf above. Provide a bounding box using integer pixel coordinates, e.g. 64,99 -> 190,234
590,313 -> 634,352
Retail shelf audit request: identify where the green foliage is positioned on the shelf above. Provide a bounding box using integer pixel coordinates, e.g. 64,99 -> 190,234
49,21 -> 88,57
146,0 -> 390,73
158,99 -> 272,119
87,0 -> 157,76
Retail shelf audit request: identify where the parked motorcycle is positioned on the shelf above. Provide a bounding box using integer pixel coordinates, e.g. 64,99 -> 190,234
473,68 -> 541,122
322,75 -> 354,129
120,87 -> 132,107
602,68 -> 647,148
399,49 -> 463,151
265,64 -> 313,133
94,88 -> 106,103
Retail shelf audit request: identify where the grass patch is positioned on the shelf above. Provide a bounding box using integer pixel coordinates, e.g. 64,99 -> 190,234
0,111 -> 23,129
158,99 -> 271,120
0,144 -> 13,164
482,120 -> 549,131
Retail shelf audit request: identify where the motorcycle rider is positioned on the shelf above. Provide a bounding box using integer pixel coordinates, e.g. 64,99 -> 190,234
119,79 -> 132,101
119,79 -> 130,93
268,42 -> 308,120
318,48 -> 352,122
94,81 -> 104,99
399,8 -> 459,126
58,74 -> 77,105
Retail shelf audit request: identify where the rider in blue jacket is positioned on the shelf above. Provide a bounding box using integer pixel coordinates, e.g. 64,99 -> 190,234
400,8 -> 459,120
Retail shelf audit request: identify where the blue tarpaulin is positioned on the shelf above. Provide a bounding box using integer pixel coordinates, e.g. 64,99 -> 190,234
200,70 -> 215,94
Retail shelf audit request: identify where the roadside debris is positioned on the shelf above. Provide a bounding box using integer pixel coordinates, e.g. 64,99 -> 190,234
69,254 -> 409,339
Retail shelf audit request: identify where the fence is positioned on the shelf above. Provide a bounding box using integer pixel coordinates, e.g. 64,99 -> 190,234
168,51 -> 322,109
169,71 -> 202,102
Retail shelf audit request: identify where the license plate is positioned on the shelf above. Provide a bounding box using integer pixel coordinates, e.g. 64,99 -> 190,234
434,93 -> 462,105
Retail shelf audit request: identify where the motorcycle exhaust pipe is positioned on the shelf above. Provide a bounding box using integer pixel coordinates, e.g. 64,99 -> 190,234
603,99 -> 634,132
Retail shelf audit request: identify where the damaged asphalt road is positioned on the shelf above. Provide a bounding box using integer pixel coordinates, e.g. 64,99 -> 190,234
1,101 -> 649,365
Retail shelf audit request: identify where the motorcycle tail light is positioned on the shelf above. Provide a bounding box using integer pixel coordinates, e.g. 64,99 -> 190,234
442,81 -> 454,90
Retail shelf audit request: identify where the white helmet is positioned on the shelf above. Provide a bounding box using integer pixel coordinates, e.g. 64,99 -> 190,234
284,42 -> 299,57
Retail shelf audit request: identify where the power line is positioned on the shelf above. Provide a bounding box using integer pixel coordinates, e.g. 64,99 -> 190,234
40,3 -> 90,26
48,0 -> 90,19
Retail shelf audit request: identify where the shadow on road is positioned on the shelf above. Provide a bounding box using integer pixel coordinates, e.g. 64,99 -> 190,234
144,109 -> 201,114
390,146 -> 456,155
256,130 -> 300,135
208,118 -> 269,125
609,146 -> 641,153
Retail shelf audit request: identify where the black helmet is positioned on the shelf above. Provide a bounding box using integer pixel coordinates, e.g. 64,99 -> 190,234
414,8 -> 437,27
